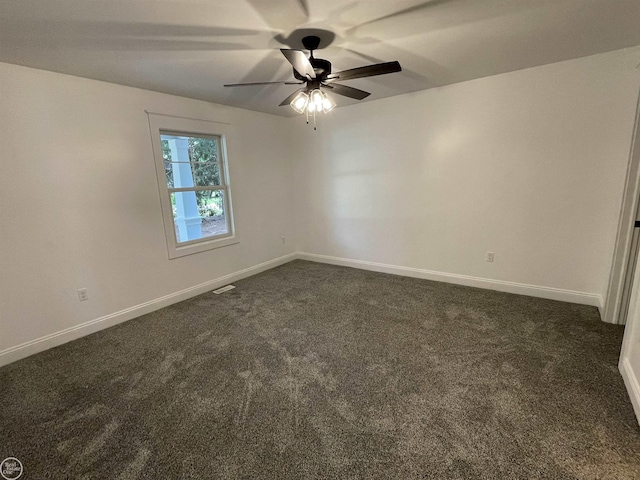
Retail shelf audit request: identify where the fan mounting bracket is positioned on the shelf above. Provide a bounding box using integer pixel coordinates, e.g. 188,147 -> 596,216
302,35 -> 321,52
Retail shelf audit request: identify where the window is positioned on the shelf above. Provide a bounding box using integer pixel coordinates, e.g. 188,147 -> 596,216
148,114 -> 237,258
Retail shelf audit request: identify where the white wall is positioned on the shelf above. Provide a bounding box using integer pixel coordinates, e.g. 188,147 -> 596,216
0,62 -> 295,361
292,47 -> 640,307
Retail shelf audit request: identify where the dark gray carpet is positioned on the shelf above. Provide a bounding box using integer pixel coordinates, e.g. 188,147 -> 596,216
1,260 -> 639,479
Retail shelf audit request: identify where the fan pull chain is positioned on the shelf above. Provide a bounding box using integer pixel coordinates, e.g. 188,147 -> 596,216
304,107 -> 318,130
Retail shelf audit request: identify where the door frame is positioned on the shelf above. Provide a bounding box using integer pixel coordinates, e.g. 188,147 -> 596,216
620,244 -> 640,424
604,87 -> 640,325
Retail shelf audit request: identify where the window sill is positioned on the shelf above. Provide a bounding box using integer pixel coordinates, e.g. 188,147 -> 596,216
169,235 -> 239,259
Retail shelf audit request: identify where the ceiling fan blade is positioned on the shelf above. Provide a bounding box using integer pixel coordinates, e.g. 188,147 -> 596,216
326,61 -> 401,82
224,81 -> 303,87
281,49 -> 316,79
279,88 -> 305,106
323,83 -> 370,101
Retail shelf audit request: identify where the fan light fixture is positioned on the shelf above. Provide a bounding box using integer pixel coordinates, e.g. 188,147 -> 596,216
290,89 -> 335,114
290,89 -> 336,129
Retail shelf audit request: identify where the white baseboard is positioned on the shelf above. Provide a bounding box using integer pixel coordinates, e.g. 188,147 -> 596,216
297,252 -> 603,309
0,253 -> 297,368
620,357 -> 640,425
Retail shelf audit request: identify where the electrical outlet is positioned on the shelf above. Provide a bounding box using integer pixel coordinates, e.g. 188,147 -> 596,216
77,288 -> 89,301
486,252 -> 494,263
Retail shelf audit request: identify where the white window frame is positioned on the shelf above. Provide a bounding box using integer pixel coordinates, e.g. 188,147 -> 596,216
148,113 -> 238,259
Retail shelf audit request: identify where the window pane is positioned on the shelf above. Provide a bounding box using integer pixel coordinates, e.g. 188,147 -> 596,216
171,190 -> 228,244
200,191 -> 228,239
161,134 -> 221,188
165,161 -> 221,188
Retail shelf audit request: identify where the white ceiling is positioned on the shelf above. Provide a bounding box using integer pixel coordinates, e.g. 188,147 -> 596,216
1,0 -> 639,117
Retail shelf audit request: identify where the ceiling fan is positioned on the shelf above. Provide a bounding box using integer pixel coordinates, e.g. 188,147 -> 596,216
224,35 -> 402,126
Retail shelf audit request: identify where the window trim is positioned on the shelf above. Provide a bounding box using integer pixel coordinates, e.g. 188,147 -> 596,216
147,113 -> 238,259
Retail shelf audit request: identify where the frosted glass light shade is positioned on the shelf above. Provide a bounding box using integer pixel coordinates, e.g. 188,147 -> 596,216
322,94 -> 336,112
310,89 -> 324,108
290,91 -> 309,114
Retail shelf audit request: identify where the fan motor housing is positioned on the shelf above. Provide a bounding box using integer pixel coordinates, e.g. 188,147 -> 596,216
294,57 -> 332,81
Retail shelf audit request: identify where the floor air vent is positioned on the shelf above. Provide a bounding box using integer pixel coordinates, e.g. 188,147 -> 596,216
213,285 -> 236,295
